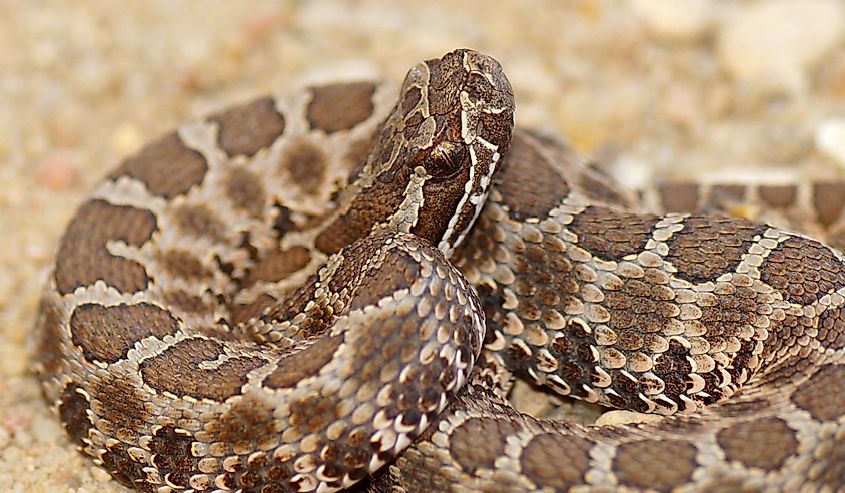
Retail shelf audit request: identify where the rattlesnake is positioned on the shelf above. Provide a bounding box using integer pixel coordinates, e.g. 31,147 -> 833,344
34,49 -> 845,492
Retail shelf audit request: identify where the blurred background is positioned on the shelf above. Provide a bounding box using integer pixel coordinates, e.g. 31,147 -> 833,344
1,1 -> 844,491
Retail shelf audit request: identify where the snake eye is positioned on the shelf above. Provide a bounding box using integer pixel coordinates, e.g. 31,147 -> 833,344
426,142 -> 468,177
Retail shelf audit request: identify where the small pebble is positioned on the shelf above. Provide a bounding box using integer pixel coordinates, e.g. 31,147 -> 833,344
241,10 -> 289,43
816,118 -> 845,169
36,152 -> 79,191
110,123 -> 143,155
610,155 -> 654,191
661,84 -> 701,128
632,0 -> 714,42
24,242 -> 48,262
717,0 -> 845,92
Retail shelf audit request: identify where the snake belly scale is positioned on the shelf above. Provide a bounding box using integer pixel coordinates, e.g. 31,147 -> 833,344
34,49 -> 845,492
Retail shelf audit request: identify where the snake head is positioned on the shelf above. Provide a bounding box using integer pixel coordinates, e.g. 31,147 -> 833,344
320,50 -> 514,258
373,49 -> 515,256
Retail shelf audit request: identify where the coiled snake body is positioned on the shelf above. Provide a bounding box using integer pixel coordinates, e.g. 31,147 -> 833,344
34,49 -> 845,492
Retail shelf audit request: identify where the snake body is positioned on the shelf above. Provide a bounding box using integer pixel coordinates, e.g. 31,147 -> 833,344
34,49 -> 845,492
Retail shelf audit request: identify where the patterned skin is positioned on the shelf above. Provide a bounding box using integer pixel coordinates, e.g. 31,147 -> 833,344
34,49 -> 845,492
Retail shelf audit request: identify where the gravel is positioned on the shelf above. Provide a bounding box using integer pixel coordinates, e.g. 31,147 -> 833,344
716,0 -> 845,94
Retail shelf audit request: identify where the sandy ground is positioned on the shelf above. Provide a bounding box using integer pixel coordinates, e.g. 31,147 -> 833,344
2,1 -> 844,491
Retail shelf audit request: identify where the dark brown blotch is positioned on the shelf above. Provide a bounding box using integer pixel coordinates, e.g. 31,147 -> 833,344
759,236 -> 845,305
613,439 -> 698,490
241,246 -> 311,288
710,184 -> 746,204
569,206 -> 659,262
279,140 -> 327,194
288,393 -> 340,435
449,418 -> 521,474
521,433 -> 593,490
70,302 -> 179,364
109,132 -> 208,199
55,199 -> 157,295
156,250 -> 209,280
399,85 -> 422,117
148,426 -> 197,489
58,384 -> 94,448
162,290 -> 211,316
790,364 -> 845,421
92,372 -> 153,437
263,335 -> 344,389
140,338 -> 264,401
347,251 -> 420,311
171,204 -> 226,241
812,425 -> 845,489
818,305 -> 845,349
666,215 -> 764,283
650,341 -> 694,406
813,182 -> 845,227
758,184 -> 797,208
307,82 -> 376,134
494,133 -> 569,221
656,182 -> 700,212
100,441 -> 152,491
697,287 -> 760,361
210,96 -> 286,157
716,417 -> 798,470
225,166 -> 266,216
207,396 -> 280,443
716,397 -> 771,418
33,297 -> 65,377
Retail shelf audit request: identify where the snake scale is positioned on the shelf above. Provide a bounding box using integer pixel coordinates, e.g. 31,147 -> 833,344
34,49 -> 845,492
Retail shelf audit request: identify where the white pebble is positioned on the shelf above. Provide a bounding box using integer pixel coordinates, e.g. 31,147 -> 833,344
717,0 -> 845,92
610,155 -> 654,191
632,0 -> 714,41
816,118 -> 845,169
